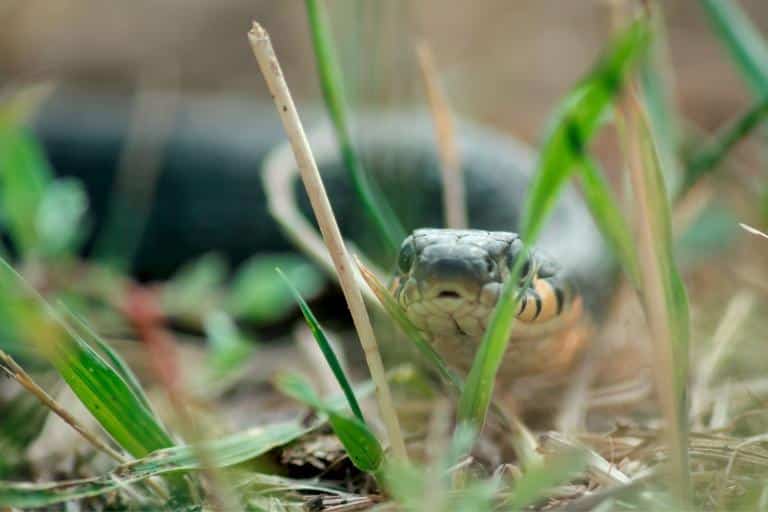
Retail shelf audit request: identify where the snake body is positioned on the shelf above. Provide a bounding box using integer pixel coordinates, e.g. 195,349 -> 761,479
34,91 -> 613,394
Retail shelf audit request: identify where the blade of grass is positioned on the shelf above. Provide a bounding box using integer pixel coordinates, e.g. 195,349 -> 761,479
416,42 -> 467,229
277,268 -> 364,423
505,450 -> 586,511
578,157 -> 639,285
0,418 -> 318,508
684,93 -> 768,190
0,350 -> 125,464
0,258 -> 174,459
458,19 -> 651,432
249,22 -> 407,461
59,302 -> 157,415
640,3 -> 683,198
699,0 -> 768,95
521,18 -> 651,242
304,0 -> 405,255
357,258 -> 524,436
276,372 -> 383,473
0,121 -> 52,258
740,222 -> 768,240
355,258 -> 461,392
622,89 -> 691,505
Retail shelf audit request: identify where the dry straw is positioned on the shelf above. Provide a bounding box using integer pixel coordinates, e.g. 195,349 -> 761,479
248,22 -> 408,461
416,42 -> 467,229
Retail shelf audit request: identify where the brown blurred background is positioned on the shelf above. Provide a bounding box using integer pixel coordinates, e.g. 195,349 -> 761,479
1,0 -> 766,141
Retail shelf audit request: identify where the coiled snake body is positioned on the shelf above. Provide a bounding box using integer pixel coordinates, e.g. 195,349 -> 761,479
35,92 -> 613,401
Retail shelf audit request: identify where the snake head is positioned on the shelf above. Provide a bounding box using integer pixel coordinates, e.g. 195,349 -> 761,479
392,228 -> 571,340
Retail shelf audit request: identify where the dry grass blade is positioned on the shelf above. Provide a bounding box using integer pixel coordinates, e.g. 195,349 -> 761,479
740,222 -> 768,240
0,350 -> 125,463
622,88 -> 691,504
248,22 -> 407,462
416,42 -> 467,229
0,350 -> 169,501
691,292 -> 755,426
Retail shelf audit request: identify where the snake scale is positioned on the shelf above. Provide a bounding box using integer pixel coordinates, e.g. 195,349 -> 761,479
34,91 -> 616,404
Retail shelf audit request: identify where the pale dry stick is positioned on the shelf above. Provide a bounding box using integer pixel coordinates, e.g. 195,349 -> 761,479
623,89 -> 690,502
261,127 -> 383,304
690,292 -> 755,427
740,223 -> 768,240
416,42 -> 467,229
248,22 -> 408,461
0,350 -> 169,500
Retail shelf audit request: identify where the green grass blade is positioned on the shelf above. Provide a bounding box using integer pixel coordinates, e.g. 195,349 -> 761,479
0,258 -> 174,458
277,268 -> 364,423
459,19 -> 651,432
276,372 -> 384,473
60,303 -> 157,415
304,0 -> 405,256
356,261 -> 462,392
578,157 -> 639,285
699,0 -> 768,95
684,93 -> 768,190
640,6 -> 683,198
456,256 -> 527,428
506,450 -> 586,511
203,310 -> 255,381
521,19 -> 651,242
0,418 -> 317,508
0,122 -> 52,257
627,94 -> 691,504
36,178 -> 89,259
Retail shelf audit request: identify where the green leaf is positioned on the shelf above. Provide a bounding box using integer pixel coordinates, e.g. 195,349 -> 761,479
36,178 -> 89,258
630,98 -> 692,502
0,258 -> 174,459
0,123 -> 52,257
459,19 -> 651,433
162,253 -> 227,320
276,372 -> 384,473
277,268 -> 364,423
640,7 -> 683,198
506,450 -> 586,510
684,93 -> 768,190
578,157 -> 639,285
521,19 -> 651,242
700,0 -> 768,95
203,310 -> 255,379
227,254 -> 324,324
0,418 -> 317,508
357,262 -> 462,392
304,0 -> 405,257
60,303 -> 156,415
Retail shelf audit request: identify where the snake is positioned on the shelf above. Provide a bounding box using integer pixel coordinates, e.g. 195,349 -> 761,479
33,90 -> 615,396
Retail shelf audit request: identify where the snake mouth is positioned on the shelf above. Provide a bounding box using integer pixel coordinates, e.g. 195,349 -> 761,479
396,276 -> 503,339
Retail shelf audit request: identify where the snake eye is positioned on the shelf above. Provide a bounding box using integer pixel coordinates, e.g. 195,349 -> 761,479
397,238 -> 416,274
506,238 -> 533,284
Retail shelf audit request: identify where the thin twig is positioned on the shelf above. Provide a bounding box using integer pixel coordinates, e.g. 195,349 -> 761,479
416,42 -> 467,229
0,350 -> 125,462
248,22 -> 408,462
740,222 -> 768,240
261,122 -> 384,304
